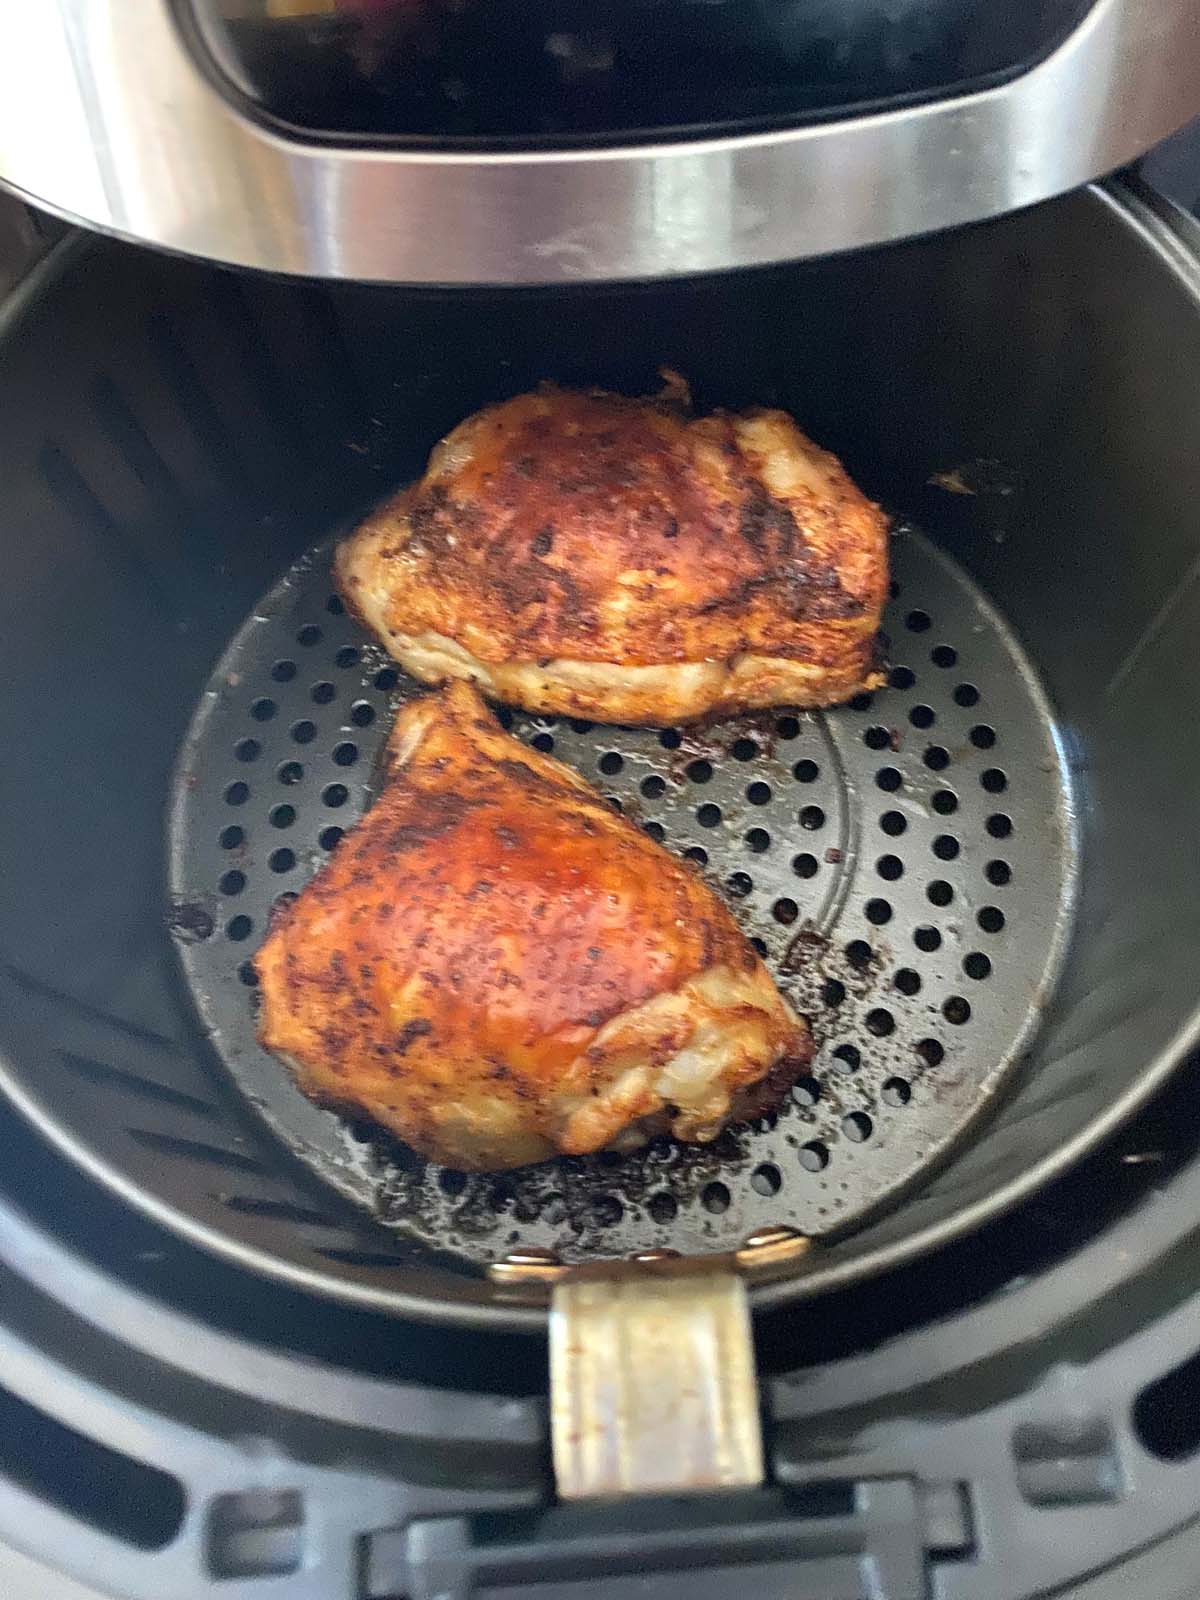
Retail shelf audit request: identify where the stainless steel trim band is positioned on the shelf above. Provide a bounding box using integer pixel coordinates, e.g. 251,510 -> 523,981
0,0 -> 1198,283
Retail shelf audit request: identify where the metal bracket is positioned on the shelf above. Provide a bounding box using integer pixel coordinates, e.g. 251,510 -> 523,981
550,1266 -> 763,1499
498,1231 -> 809,1499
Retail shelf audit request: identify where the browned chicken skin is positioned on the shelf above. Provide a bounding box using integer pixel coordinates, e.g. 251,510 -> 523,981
336,378 -> 889,725
254,682 -> 810,1170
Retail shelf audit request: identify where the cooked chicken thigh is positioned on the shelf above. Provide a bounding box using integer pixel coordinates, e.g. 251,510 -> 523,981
254,681 -> 809,1170
336,378 -> 888,725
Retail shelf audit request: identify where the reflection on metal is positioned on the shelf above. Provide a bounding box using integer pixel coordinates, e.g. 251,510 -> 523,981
488,1247 -> 566,1287
489,1226 -> 809,1289
536,1231 -> 807,1498
265,1 -> 334,15
736,1225 -> 811,1272
0,0 -> 1197,281
551,1268 -> 763,1498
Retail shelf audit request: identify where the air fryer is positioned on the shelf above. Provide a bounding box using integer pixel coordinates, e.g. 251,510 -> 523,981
0,161 -> 1197,1508
2,0 -> 1200,1585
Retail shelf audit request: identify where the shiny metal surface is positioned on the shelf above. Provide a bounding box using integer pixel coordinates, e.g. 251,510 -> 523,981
550,1267 -> 763,1497
0,0 -> 1195,282
489,1230 -> 810,1287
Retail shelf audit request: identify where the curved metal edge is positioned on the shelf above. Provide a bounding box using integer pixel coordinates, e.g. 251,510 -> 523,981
0,0 -> 1198,283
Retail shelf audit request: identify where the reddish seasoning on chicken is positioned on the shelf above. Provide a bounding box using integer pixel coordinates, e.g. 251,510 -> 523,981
336,375 -> 888,726
254,681 -> 810,1170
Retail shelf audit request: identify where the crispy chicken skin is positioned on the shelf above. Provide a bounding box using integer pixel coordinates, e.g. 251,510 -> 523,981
254,681 -> 809,1170
335,378 -> 888,725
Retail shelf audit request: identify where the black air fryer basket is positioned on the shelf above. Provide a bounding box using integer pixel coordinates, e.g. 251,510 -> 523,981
0,178 -> 1197,1355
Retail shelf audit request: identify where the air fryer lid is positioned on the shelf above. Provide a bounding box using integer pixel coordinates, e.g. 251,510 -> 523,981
190,0 -> 1091,143
1,0 -> 1198,281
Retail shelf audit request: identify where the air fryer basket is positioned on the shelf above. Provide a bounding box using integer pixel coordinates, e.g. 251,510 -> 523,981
170,526 -> 1076,1270
0,180 -> 1197,1330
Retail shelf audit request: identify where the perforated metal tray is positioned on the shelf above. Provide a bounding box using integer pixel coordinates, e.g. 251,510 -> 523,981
170,523 -> 1076,1268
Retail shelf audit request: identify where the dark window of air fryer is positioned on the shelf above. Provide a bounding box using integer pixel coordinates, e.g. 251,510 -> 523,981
182,0 -> 1094,147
